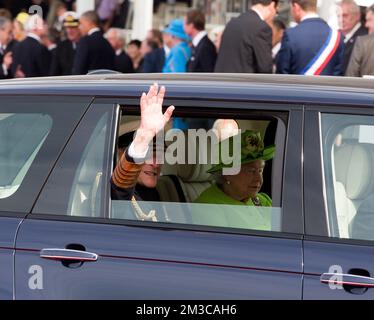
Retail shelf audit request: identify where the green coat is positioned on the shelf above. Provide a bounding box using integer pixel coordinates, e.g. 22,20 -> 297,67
192,184 -> 273,231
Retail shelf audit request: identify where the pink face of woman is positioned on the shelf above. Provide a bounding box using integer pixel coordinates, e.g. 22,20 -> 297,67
225,160 -> 265,201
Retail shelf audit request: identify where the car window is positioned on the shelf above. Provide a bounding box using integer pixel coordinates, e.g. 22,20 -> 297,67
322,113 -> 374,241
34,103 -> 292,235
0,96 -> 91,214
109,110 -> 287,234
0,113 -> 52,199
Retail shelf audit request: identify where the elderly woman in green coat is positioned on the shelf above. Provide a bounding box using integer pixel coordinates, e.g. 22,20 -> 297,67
193,130 -> 276,231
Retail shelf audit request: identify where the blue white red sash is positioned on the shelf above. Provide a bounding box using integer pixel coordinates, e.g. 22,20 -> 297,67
301,28 -> 341,76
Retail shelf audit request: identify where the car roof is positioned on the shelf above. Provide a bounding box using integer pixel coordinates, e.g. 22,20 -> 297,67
0,73 -> 373,107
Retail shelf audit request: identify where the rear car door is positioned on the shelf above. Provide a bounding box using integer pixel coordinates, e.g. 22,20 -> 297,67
15,96 -> 304,299
0,96 -> 91,299
304,105 -> 374,299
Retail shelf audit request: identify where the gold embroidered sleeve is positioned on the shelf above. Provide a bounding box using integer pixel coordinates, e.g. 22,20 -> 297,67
112,152 -> 143,189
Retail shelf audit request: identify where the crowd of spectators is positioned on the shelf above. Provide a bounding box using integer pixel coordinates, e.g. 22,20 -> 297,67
0,0 -> 372,79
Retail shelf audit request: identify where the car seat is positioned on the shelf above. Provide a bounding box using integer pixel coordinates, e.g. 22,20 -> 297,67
333,142 -> 374,238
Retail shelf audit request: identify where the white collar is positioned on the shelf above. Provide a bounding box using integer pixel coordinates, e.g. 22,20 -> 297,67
116,49 -> 122,56
48,44 -> 57,51
164,44 -> 170,57
272,42 -> 281,58
301,12 -> 319,22
252,8 -> 264,21
27,32 -> 41,43
192,31 -> 207,47
88,27 -> 100,36
344,22 -> 362,43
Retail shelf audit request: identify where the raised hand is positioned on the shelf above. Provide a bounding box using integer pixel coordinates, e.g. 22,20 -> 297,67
133,83 -> 174,154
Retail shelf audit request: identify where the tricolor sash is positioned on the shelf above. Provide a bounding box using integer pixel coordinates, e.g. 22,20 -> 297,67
301,28 -> 341,76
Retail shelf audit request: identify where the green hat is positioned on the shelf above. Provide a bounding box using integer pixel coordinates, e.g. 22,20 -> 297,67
207,130 -> 276,174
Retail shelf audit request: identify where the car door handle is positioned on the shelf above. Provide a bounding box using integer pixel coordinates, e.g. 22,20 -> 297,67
320,273 -> 374,288
40,248 -> 98,262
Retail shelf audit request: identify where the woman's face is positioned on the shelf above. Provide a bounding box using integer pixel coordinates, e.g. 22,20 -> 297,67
127,44 -> 141,60
224,160 -> 265,202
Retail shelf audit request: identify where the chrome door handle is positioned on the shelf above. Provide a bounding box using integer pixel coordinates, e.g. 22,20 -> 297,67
40,248 -> 98,262
320,273 -> 374,288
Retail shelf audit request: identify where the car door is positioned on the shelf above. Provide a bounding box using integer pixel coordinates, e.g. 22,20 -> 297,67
0,96 -> 91,299
303,105 -> 374,299
15,96 -> 304,299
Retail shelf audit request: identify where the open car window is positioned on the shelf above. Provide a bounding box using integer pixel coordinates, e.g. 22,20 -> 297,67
110,109 -> 287,234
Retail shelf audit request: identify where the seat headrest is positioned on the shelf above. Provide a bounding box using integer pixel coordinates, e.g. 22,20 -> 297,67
335,143 -> 374,200
172,131 -> 213,183
177,163 -> 212,182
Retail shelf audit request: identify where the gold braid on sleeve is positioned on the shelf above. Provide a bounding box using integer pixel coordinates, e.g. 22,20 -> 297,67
112,151 -> 143,189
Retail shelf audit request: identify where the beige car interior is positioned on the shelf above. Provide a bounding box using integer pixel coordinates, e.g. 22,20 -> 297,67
333,141 -> 374,238
118,115 -> 270,204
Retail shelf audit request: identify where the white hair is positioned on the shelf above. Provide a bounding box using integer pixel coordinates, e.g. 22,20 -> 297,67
106,28 -> 127,44
338,0 -> 361,15
0,16 -> 11,30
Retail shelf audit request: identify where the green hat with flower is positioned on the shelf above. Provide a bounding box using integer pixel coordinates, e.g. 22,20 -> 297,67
207,130 -> 276,174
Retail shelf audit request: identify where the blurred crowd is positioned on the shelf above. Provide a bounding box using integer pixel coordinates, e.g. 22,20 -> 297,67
0,0 -> 373,79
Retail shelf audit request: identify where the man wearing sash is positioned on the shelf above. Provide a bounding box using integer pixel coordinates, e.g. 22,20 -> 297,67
277,0 -> 344,76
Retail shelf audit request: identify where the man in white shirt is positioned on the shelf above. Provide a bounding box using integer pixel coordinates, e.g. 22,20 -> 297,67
337,0 -> 368,73
346,5 -> 374,77
0,16 -> 15,79
215,0 -> 278,73
105,28 -> 134,73
184,8 -> 217,72
277,0 -> 345,75
11,14 -> 50,78
270,17 -> 286,72
72,11 -> 115,74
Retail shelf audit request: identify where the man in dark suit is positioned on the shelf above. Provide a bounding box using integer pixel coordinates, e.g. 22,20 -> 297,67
50,11 -> 81,76
141,29 -> 166,73
338,0 -> 368,74
105,28 -> 134,73
0,16 -> 16,79
72,11 -> 115,75
346,4 -> 374,77
142,47 -> 166,73
215,0 -> 278,73
12,14 -> 50,78
184,9 -> 217,72
277,0 -> 344,76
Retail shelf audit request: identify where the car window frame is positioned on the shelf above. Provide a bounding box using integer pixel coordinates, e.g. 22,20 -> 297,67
305,104 -> 374,246
32,100 -> 118,219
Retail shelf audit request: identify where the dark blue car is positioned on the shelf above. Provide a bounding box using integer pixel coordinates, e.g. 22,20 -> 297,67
2,73 -> 374,299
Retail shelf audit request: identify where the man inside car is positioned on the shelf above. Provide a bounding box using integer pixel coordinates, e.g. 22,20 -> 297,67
111,83 -> 174,202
